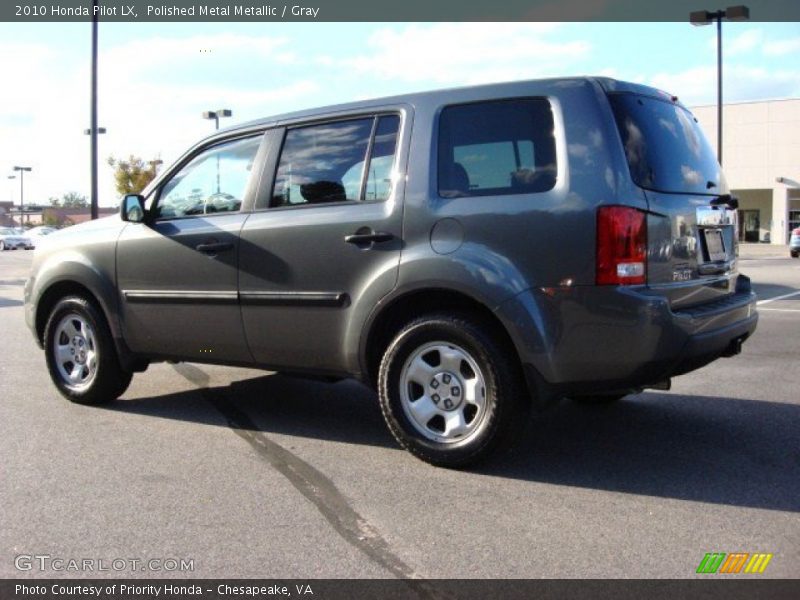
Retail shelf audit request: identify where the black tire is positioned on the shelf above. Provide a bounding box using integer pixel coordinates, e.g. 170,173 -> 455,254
43,295 -> 132,405
378,312 -> 529,468
791,251 -> 799,258
569,393 -> 626,405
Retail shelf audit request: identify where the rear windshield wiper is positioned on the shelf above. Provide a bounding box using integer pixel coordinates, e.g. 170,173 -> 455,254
710,193 -> 738,210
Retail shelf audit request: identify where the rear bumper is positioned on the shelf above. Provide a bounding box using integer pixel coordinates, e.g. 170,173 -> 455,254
496,275 -> 758,397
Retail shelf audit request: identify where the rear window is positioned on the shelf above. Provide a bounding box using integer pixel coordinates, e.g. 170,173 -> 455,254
438,98 -> 556,198
608,93 -> 725,195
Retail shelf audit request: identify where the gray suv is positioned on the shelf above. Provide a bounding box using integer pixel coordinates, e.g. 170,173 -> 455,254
25,78 -> 758,467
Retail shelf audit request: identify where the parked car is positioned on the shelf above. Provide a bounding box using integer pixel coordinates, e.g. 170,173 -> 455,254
790,227 -> 800,258
0,227 -> 33,250
27,226 -> 57,238
24,226 -> 57,248
25,78 -> 758,467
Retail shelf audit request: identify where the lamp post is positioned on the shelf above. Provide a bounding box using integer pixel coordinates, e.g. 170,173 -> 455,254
148,159 -> 163,174
690,5 -> 750,165
202,108 -> 232,131
202,110 -> 232,195
12,166 -> 31,226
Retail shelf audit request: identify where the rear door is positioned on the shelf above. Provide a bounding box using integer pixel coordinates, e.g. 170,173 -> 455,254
608,92 -> 738,308
239,111 -> 408,374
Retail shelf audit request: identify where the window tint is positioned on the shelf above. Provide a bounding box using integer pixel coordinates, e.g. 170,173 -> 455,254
608,93 -> 725,194
438,99 -> 556,198
156,135 -> 261,219
272,118 -> 373,206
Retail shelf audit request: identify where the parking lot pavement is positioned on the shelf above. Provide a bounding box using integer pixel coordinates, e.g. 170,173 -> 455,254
1,249 -> 798,579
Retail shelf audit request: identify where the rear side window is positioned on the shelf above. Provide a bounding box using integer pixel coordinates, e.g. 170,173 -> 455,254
271,115 -> 400,207
608,93 -> 725,195
438,98 -> 556,198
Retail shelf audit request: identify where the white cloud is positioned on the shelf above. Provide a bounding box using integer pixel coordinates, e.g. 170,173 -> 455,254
342,23 -> 590,85
728,29 -> 764,55
0,34 -> 317,206
763,37 -> 800,57
706,29 -> 764,55
102,33 -> 292,75
650,65 -> 800,106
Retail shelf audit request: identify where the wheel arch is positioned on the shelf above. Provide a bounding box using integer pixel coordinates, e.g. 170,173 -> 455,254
361,286 -> 522,390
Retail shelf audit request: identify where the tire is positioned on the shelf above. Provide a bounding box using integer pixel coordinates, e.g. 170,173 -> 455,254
791,251 -> 799,258
569,393 -> 626,405
43,295 -> 132,405
378,313 -> 529,468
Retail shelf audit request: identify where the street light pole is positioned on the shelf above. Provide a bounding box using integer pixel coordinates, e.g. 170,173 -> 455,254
202,109 -> 232,194
690,5 -> 750,166
89,0 -> 99,220
12,166 -> 31,226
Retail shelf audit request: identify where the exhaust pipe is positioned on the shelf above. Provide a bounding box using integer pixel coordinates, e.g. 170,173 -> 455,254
722,336 -> 745,358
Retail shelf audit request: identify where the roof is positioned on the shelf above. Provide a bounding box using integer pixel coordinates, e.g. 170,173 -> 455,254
208,76 -> 671,139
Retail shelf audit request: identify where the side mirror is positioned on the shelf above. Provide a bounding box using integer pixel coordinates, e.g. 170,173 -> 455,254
121,194 -> 146,223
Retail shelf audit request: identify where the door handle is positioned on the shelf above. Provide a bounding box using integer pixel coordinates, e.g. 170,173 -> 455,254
344,231 -> 394,245
196,241 -> 234,254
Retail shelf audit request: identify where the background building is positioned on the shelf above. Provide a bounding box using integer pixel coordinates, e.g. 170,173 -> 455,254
692,98 -> 800,245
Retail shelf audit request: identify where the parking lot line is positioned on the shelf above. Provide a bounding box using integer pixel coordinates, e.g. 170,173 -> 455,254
757,290 -> 800,305
759,308 -> 800,313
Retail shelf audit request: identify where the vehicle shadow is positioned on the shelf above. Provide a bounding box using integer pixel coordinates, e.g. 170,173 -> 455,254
108,372 -> 800,513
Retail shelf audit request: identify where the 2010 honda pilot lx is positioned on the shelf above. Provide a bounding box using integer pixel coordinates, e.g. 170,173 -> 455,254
25,77 -> 758,467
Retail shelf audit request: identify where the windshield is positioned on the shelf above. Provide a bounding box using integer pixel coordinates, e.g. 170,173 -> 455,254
0,228 -> 15,235
608,92 -> 726,195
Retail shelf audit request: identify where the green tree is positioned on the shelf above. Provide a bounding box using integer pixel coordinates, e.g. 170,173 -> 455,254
49,192 -> 88,208
107,155 -> 158,196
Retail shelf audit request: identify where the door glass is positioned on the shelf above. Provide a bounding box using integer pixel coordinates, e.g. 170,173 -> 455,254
364,115 -> 400,201
272,118 -> 374,207
156,135 -> 262,219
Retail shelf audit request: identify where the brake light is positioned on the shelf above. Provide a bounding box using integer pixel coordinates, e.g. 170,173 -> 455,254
794,228 -> 800,235
597,206 -> 647,285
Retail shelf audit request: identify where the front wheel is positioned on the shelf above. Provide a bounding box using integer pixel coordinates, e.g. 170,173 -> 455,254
378,313 -> 529,468
791,251 -> 799,258
43,296 -> 132,405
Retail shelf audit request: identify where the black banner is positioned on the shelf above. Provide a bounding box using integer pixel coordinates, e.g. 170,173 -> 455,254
2,0 -> 800,22
3,580 -> 800,600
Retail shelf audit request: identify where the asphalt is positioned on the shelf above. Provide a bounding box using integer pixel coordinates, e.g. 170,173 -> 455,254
1,248 -> 798,579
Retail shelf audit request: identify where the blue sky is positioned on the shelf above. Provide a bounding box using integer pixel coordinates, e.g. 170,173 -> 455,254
1,21 -> 798,205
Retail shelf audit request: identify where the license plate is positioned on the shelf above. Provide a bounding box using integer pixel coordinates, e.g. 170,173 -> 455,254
705,229 -> 726,261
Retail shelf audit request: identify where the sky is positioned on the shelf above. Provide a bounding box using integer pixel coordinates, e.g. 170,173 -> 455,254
1,21 -> 799,207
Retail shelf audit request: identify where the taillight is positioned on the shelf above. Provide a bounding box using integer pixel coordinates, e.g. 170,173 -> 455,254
597,206 -> 647,285
794,228 -> 800,235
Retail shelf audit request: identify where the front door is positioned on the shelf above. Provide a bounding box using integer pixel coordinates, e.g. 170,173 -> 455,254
116,134 -> 263,362
739,210 -> 760,243
239,112 -> 408,374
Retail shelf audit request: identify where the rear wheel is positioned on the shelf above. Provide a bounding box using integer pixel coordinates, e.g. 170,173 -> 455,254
44,296 -> 132,405
378,313 -> 529,468
791,251 -> 799,258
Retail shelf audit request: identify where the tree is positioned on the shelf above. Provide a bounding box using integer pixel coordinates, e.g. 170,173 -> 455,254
49,192 -> 88,208
107,155 -> 159,196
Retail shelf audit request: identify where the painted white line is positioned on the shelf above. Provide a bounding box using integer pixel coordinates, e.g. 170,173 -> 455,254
757,290 -> 800,305
759,308 -> 800,313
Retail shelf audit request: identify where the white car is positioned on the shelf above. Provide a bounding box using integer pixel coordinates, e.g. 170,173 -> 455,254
0,227 -> 33,250
25,226 -> 57,247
